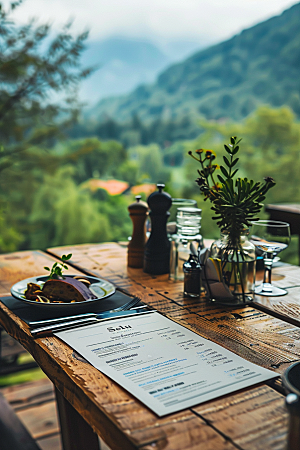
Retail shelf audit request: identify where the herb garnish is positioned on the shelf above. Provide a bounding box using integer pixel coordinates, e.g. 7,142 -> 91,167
44,254 -> 72,279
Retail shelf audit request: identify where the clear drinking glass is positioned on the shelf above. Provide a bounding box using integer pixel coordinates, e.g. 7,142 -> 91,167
169,199 -> 197,223
250,220 -> 291,296
176,207 -> 202,237
169,207 -> 202,281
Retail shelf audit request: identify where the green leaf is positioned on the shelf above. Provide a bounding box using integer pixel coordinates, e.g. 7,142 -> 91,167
223,156 -> 231,167
62,253 -> 72,261
45,253 -> 72,280
220,166 -> 229,178
190,134 -> 275,232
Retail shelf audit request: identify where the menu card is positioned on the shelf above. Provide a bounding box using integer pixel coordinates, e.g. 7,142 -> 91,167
55,311 -> 277,416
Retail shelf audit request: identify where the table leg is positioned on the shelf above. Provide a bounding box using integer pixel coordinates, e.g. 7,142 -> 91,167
55,387 -> 100,450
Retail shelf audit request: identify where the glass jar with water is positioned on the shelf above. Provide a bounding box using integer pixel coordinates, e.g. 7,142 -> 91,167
169,207 -> 202,281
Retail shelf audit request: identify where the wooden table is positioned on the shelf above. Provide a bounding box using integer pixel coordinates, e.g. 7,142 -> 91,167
1,243 -> 300,450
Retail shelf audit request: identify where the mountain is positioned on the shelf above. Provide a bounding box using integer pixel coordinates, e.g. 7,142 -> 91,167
79,37 -> 204,104
88,2 -> 300,123
79,37 -> 170,103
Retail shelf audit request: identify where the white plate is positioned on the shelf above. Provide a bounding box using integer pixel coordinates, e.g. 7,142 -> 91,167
11,275 -> 115,310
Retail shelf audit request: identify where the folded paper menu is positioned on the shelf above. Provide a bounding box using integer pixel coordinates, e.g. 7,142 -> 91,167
55,311 -> 277,416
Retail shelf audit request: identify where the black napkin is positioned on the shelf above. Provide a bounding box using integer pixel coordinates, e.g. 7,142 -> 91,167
0,291 -> 136,324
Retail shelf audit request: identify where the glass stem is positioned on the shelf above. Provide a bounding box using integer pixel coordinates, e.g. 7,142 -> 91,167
262,252 -> 273,289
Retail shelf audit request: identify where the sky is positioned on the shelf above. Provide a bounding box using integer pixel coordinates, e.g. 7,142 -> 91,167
8,0 -> 298,47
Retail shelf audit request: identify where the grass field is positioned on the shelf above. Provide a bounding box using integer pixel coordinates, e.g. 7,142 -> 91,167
0,352 -> 46,387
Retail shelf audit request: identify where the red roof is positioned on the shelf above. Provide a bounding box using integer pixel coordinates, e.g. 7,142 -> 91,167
85,179 -> 130,196
130,184 -> 156,196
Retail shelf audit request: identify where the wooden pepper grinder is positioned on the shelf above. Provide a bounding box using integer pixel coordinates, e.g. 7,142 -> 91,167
143,184 -> 172,275
127,195 -> 148,268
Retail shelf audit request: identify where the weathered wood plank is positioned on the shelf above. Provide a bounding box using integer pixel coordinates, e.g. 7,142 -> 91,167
36,434 -> 62,450
192,385 -> 288,450
0,390 -> 41,450
2,378 -> 55,410
38,335 -> 229,450
0,297 -> 225,450
17,401 -> 60,440
55,386 -> 100,450
48,243 -> 300,374
0,244 -> 294,450
45,243 -> 294,449
0,250 -> 83,296
1,378 -> 62,450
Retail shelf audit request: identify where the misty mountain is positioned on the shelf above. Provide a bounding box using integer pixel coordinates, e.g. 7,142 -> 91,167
79,37 -> 203,104
88,2 -> 300,123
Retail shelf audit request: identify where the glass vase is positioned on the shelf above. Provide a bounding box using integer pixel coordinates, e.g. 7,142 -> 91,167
204,229 -> 256,305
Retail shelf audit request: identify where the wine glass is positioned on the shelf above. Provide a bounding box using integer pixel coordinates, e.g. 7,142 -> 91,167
250,220 -> 291,296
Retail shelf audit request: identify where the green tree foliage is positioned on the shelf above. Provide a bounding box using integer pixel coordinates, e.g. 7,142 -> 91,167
28,166 -> 132,249
182,105 -> 300,243
74,112 -> 199,148
0,206 -> 23,251
54,138 -> 127,182
0,1 -> 92,169
0,1 -> 96,251
128,144 -> 171,184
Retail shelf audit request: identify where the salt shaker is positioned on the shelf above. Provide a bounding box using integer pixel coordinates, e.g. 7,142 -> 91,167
143,184 -> 172,274
183,243 -> 201,297
127,195 -> 148,268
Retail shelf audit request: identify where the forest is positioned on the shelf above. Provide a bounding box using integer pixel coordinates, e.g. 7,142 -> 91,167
1,2 -> 300,265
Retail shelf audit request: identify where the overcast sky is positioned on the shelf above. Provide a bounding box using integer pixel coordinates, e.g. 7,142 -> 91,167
8,0 -> 298,46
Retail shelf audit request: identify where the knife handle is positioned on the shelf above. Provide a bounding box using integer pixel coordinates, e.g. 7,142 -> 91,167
31,317 -> 99,337
28,313 -> 96,327
31,309 -> 156,338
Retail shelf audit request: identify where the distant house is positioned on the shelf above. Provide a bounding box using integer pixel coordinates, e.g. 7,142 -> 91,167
83,179 -> 156,198
83,179 -> 130,196
130,183 -> 156,197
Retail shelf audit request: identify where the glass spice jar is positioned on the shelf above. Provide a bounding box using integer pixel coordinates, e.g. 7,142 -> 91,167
183,252 -> 201,297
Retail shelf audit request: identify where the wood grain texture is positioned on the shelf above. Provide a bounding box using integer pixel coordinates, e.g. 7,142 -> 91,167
0,390 -> 41,450
1,378 -> 62,450
192,385 -> 288,450
48,243 -> 300,373
47,242 -> 297,449
0,298 -> 233,450
55,386 -> 100,450
1,243 -> 297,449
0,250 -> 83,296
